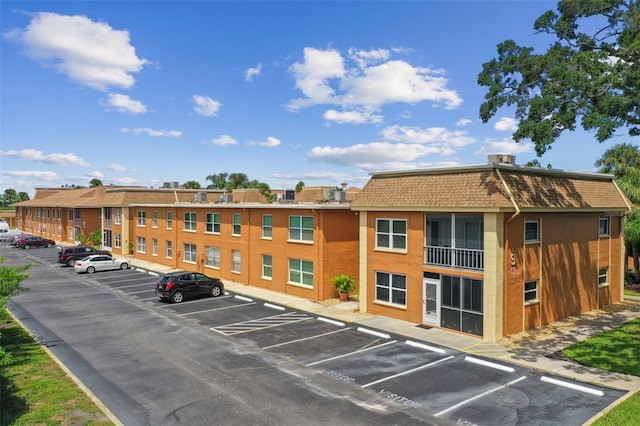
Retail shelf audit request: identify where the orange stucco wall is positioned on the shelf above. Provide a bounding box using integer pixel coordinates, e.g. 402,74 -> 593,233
504,212 -> 624,336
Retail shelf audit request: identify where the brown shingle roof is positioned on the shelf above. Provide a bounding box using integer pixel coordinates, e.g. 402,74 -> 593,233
351,166 -> 631,211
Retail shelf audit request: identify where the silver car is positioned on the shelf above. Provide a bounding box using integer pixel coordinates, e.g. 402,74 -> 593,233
74,254 -> 131,274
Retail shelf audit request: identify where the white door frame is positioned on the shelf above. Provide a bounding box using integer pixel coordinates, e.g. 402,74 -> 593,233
423,277 -> 440,325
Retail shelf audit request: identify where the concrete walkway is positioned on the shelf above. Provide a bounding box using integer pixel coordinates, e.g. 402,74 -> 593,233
128,258 -> 640,395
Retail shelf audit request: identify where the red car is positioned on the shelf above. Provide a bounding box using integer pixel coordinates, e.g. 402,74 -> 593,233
16,235 -> 56,249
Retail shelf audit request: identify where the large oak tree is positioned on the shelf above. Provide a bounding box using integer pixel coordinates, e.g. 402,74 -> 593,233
478,0 -> 640,155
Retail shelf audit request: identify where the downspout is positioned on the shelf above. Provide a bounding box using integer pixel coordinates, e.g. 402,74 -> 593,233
495,168 -> 523,335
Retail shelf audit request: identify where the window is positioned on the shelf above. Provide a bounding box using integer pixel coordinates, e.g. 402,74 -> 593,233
262,254 -> 272,278
206,213 -> 220,233
375,272 -> 407,305
376,218 -> 407,250
152,238 -> 158,256
205,246 -> 221,268
232,213 -> 241,236
524,280 -> 538,303
184,243 -> 197,263
166,241 -> 173,258
289,258 -> 313,286
115,209 -> 121,225
525,220 -> 539,243
115,233 -> 121,248
167,212 -> 173,229
153,211 -> 159,228
262,215 -> 273,239
184,212 -> 197,231
137,210 -> 146,227
599,217 -> 609,237
137,236 -> 146,253
289,215 -> 314,242
599,267 -> 608,286
232,250 -> 241,273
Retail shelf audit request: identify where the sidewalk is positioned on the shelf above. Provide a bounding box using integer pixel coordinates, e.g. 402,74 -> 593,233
129,257 -> 640,394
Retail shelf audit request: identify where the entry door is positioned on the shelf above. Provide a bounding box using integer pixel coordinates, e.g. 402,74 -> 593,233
423,277 -> 440,325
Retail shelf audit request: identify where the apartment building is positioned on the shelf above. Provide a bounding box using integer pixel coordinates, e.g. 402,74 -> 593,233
351,156 -> 632,340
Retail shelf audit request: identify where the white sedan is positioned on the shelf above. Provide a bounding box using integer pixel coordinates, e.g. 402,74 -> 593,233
74,255 -> 131,274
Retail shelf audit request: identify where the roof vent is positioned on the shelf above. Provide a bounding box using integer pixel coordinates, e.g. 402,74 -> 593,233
488,154 -> 516,165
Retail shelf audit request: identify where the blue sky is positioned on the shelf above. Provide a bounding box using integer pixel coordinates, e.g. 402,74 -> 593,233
1,1 -> 617,197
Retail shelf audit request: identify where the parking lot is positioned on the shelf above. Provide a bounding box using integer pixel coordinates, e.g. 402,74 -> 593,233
8,243 -> 628,425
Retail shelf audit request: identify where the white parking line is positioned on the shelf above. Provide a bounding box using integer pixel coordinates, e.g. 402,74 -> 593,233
264,302 -> 285,311
361,355 -> 455,388
235,295 -> 253,302
317,317 -> 345,327
305,340 -> 397,367
261,327 -> 352,350
434,376 -> 527,417
405,340 -> 446,354
464,356 -> 515,373
541,376 -> 604,396
357,327 -> 390,339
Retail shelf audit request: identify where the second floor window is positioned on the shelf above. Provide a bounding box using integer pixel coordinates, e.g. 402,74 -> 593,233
599,217 -> 609,237
137,210 -> 146,227
206,213 -> 220,233
167,212 -> 173,229
289,215 -> 313,242
232,213 -> 241,236
525,220 -> 539,243
376,219 -> 407,250
184,212 -> 197,231
115,209 -> 121,224
262,215 -> 272,239
153,211 -> 159,228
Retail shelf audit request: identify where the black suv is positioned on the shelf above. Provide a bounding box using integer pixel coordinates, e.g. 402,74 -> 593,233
155,271 -> 224,303
58,246 -> 112,267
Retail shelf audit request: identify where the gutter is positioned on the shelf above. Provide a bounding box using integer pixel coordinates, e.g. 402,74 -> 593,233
612,180 -> 634,214
496,168 -> 521,220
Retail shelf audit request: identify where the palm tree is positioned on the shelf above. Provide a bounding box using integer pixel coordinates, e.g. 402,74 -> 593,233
182,181 -> 202,189
594,143 -> 640,178
227,173 -> 249,191
206,173 -> 228,189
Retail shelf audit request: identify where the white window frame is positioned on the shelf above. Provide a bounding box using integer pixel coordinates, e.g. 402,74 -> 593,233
288,258 -> 313,287
598,267 -> 608,287
232,213 -> 241,236
166,240 -> 173,258
166,212 -> 173,229
375,218 -> 407,251
184,212 -> 197,232
152,238 -> 158,256
205,246 -> 221,268
137,236 -> 146,253
115,209 -> 122,224
262,254 -> 272,279
374,271 -> 407,306
289,215 -> 314,242
524,280 -> 538,303
137,210 -> 146,227
524,220 -> 539,243
152,211 -> 159,228
262,215 -> 273,239
206,212 -> 221,234
115,233 -> 121,248
232,249 -> 241,273
599,217 -> 609,237
184,243 -> 197,263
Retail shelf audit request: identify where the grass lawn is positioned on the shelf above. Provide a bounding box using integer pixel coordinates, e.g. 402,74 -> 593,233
562,317 -> 640,425
0,308 -> 114,425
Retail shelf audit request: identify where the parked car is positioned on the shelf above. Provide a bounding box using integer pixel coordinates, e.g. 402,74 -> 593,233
74,255 -> 130,274
0,218 -> 9,233
10,233 -> 32,245
58,246 -> 111,267
16,235 -> 56,249
155,271 -> 224,303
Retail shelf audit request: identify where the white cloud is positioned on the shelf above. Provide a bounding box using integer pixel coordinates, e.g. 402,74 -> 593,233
259,137 -> 281,148
106,94 -> 147,114
494,117 -> 518,132
7,12 -> 148,91
193,94 -> 221,116
323,109 -> 383,124
2,170 -> 59,181
106,163 -> 129,172
206,135 -> 237,145
475,138 -> 534,157
245,63 -> 262,82
287,47 -> 462,114
456,118 -> 472,127
308,142 -> 449,170
381,125 -> 475,147
121,127 -> 181,137
0,149 -> 90,167
87,171 -> 104,178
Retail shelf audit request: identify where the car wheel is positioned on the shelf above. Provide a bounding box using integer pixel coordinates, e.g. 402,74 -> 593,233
210,285 -> 222,297
23,245 -> 30,249
46,243 -> 53,248
171,291 -> 184,303
120,262 -> 129,270
87,266 -> 95,274
67,259 -> 75,267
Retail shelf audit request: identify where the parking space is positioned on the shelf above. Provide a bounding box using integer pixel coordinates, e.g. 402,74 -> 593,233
15,246 -> 627,425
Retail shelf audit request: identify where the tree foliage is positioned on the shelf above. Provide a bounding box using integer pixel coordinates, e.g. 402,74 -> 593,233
89,178 -> 103,187
478,0 -> 640,155
204,172 -> 276,201
182,181 -> 202,189
0,258 -> 30,308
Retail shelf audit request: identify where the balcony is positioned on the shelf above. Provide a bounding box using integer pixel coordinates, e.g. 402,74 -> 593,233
104,219 -> 112,228
424,245 -> 484,271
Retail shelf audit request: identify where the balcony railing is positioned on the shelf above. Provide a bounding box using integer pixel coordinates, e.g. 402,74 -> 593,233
424,245 -> 484,270
104,219 -> 112,228
74,218 -> 82,226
